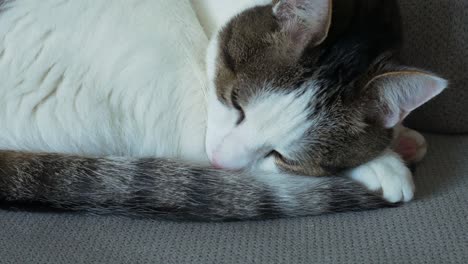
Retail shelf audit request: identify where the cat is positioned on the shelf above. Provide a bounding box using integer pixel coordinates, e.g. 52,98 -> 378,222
0,0 -> 447,221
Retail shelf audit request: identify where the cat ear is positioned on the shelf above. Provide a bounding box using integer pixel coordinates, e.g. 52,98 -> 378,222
366,71 -> 448,128
273,0 -> 332,50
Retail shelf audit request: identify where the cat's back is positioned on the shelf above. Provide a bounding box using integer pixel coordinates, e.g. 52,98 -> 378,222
0,0 -> 209,161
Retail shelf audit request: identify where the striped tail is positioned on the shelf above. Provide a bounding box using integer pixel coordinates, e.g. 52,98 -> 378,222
0,150 -> 396,221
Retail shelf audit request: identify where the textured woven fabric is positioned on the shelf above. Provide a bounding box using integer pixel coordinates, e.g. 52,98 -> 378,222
398,0 -> 468,133
1,134 -> 467,264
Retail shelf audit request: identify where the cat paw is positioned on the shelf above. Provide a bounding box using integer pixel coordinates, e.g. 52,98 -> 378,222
393,127 -> 427,164
347,151 -> 415,203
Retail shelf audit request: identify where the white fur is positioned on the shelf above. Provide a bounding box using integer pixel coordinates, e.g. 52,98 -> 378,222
192,0 -> 271,37
0,0 -> 210,163
205,29 -> 221,86
205,87 -> 239,164
206,86 -> 317,170
347,149 -> 415,203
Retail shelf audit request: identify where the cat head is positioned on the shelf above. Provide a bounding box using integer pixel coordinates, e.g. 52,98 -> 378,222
205,0 -> 447,175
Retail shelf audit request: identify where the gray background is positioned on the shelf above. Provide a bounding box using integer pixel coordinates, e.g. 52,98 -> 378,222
400,0 -> 468,133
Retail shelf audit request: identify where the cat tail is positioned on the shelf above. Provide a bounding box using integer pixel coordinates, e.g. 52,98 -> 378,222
0,150 -> 396,221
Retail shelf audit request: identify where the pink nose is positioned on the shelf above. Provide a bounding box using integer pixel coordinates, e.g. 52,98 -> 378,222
210,156 -> 224,169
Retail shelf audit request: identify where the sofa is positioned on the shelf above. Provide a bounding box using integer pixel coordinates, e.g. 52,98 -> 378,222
1,1 -> 467,263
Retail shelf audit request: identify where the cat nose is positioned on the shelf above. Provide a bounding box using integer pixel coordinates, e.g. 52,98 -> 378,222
210,156 -> 224,169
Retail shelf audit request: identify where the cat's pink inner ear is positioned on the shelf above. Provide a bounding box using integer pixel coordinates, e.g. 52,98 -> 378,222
367,71 -> 448,128
273,0 -> 332,48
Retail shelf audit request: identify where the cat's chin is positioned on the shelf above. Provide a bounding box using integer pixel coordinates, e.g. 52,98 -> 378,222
251,155 -> 280,173
206,148 -> 279,173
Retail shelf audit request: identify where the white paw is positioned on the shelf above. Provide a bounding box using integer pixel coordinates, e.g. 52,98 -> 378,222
348,151 -> 415,203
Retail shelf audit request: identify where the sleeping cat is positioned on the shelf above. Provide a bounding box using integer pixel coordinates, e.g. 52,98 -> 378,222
0,0 -> 447,221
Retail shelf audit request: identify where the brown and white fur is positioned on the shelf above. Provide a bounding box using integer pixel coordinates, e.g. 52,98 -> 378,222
0,0 -> 447,221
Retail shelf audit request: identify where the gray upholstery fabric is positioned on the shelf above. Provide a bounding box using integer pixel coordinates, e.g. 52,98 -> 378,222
398,0 -> 468,134
1,134 -> 467,264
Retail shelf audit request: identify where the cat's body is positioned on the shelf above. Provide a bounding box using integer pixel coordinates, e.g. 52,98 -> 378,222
0,0 -> 447,220
0,0 -> 208,162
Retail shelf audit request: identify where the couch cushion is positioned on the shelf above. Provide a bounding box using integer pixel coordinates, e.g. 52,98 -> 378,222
398,0 -> 468,134
1,134 -> 467,264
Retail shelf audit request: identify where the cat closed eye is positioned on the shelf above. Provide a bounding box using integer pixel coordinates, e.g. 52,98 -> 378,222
235,107 -> 245,125
266,150 -> 285,161
231,94 -> 245,125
